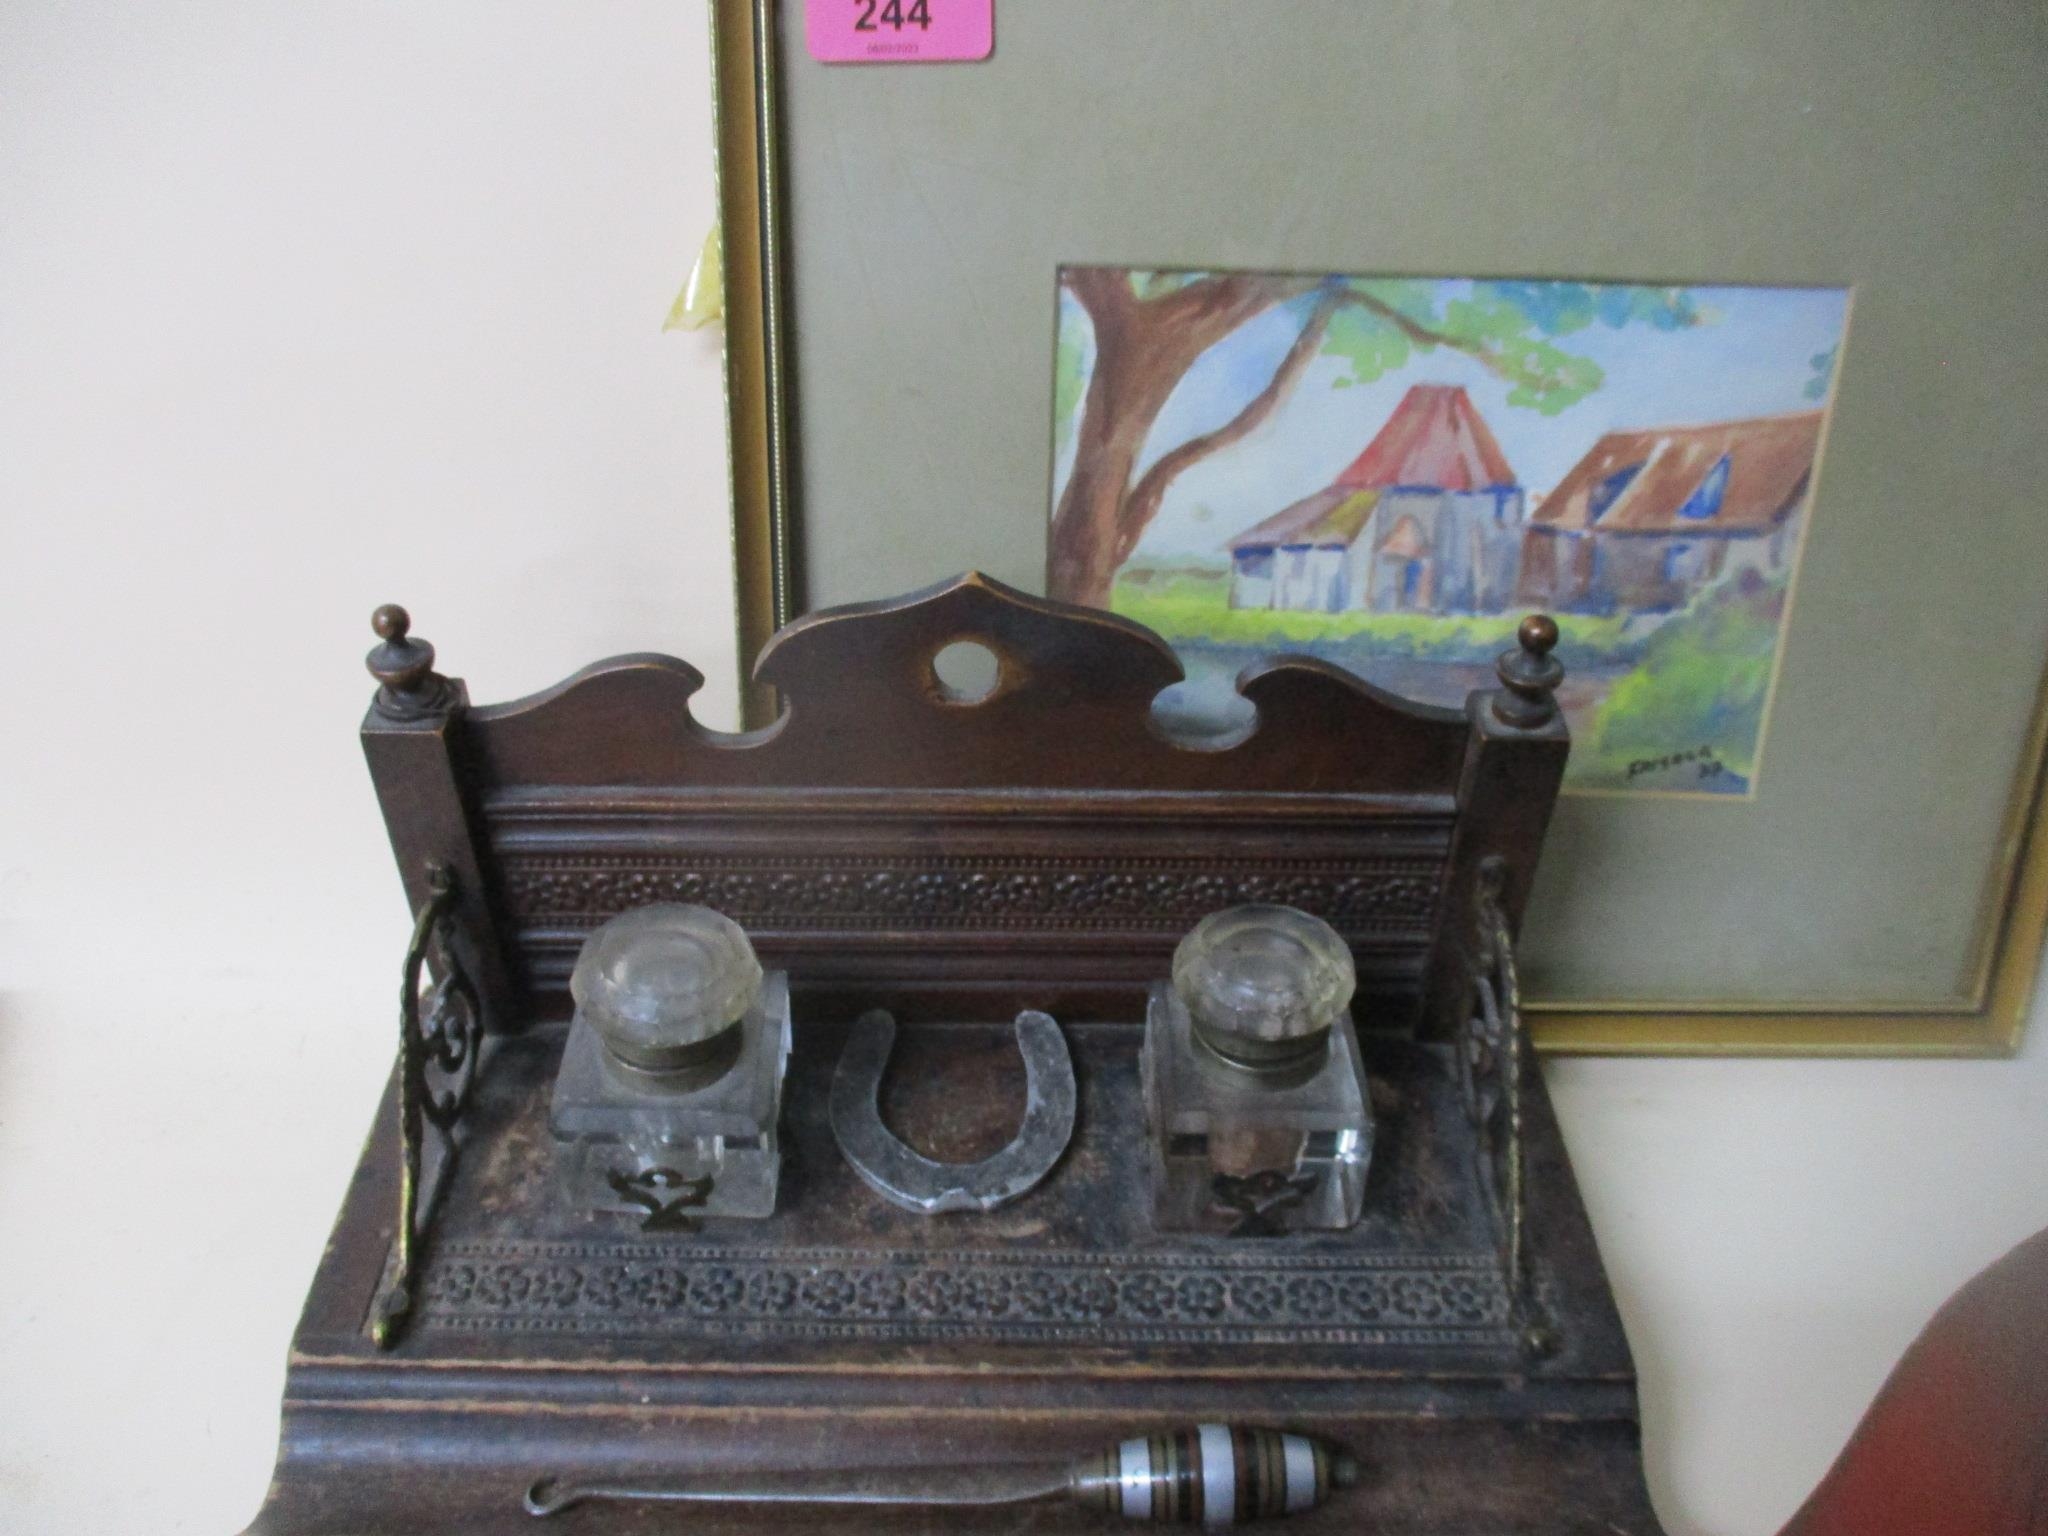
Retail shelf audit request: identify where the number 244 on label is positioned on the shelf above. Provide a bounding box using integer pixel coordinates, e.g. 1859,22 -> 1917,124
857,0 -> 931,30
804,0 -> 994,63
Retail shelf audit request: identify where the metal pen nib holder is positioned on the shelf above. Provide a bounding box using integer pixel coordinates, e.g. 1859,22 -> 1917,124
548,903 -> 792,1223
1143,904 -> 1373,1235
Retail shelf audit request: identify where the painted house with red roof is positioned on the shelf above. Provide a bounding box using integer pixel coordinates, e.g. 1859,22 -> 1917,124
1226,384 -> 1526,614
1517,410 -> 1822,613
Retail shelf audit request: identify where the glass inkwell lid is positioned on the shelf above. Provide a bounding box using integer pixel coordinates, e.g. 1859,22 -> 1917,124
573,904 -> 764,1082
549,904 -> 791,1223
1143,904 -> 1374,1235
1172,904 -> 1357,1077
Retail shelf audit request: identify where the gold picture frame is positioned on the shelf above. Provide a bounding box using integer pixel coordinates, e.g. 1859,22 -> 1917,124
705,0 -> 2048,1056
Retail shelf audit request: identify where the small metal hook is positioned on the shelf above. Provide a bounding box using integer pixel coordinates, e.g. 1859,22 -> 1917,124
523,1478 -> 573,1517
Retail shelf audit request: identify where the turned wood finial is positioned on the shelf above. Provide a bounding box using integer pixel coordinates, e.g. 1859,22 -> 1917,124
1491,614 -> 1565,729
366,603 -> 452,717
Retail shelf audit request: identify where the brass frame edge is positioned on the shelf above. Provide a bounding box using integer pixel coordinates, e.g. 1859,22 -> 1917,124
706,6 -> 2048,1055
1530,1007 -> 2021,1059
713,0 -> 795,729
1533,691 -> 2048,1055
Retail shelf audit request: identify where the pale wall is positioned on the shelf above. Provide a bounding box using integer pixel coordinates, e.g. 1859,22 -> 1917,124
1,6 -> 2043,1534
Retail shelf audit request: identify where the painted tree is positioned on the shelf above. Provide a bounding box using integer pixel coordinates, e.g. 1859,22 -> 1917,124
1048,273 -> 1704,607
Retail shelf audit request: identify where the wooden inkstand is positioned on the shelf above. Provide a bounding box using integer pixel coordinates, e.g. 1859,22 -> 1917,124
247,574 -> 1659,1533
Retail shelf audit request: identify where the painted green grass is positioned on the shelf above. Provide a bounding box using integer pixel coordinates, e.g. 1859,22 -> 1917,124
1111,569 -> 1645,665
1114,565 -> 1789,796
1569,572 -> 1787,792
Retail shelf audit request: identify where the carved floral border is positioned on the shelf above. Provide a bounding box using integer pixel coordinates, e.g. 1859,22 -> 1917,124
416,1240 -> 1515,1347
495,853 -> 1445,935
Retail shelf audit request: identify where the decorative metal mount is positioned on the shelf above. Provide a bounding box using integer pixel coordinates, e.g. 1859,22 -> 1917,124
604,1167 -> 716,1233
1211,1170 -> 1321,1238
1458,856 -> 1556,1357
371,860 -> 484,1347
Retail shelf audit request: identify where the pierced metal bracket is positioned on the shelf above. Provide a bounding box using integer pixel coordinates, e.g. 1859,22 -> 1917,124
1459,856 -> 1556,1357
371,861 -> 483,1347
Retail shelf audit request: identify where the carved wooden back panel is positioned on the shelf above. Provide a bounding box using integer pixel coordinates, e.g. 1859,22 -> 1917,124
362,574 -> 1568,1036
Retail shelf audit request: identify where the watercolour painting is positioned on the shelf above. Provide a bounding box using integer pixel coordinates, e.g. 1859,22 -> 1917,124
1046,270 -> 1851,795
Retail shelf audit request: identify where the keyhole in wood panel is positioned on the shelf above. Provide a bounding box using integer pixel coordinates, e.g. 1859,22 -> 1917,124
931,640 -> 1000,705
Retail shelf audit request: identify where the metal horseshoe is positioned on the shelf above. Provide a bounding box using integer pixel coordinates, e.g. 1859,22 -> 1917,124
829,1009 -> 1077,1215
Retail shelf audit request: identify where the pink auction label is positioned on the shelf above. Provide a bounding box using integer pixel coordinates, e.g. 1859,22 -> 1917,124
805,0 -> 992,63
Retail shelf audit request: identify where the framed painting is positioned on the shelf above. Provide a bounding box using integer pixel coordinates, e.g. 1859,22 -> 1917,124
1048,271 -> 1847,799
706,0 -> 2048,1054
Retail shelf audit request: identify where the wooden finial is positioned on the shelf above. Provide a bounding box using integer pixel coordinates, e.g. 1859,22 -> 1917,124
1491,614 -> 1564,729
366,604 -> 452,717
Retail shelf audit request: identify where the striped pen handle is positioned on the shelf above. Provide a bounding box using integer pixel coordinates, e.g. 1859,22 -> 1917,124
1069,1426 -> 1359,1526
525,1424 -> 1356,1526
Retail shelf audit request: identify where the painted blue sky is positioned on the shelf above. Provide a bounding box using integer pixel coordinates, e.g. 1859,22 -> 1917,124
1050,277 -> 1851,565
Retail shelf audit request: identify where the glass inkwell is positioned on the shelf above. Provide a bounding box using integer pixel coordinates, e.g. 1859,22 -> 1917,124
549,904 -> 791,1222
1142,905 -> 1373,1234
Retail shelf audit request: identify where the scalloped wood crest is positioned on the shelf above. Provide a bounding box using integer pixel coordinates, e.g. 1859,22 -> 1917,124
466,572 -> 1479,795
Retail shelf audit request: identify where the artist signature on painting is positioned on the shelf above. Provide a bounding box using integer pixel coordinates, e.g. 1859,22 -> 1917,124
1626,745 -> 1734,786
